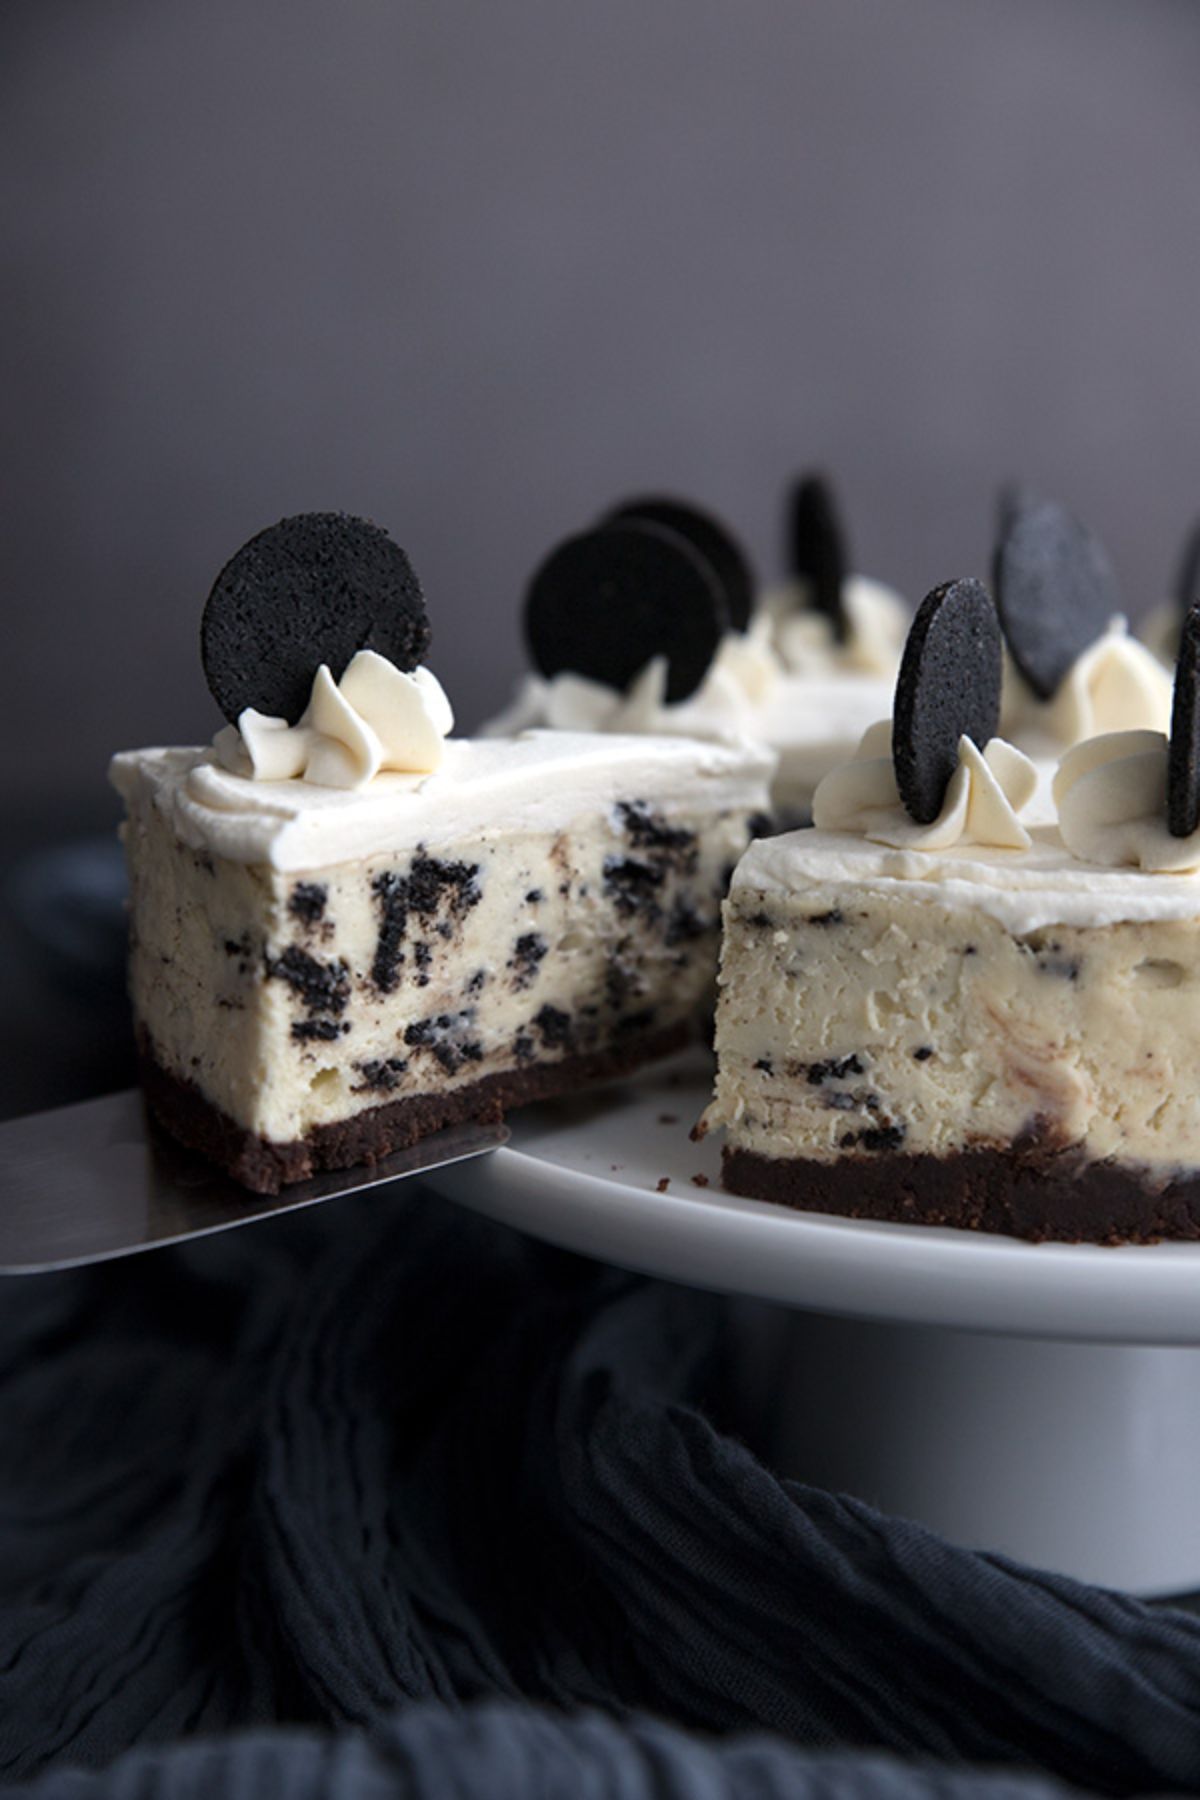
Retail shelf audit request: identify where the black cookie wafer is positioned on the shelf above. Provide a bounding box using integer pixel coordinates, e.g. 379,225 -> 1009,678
201,513 -> 430,725
605,496 -> 754,632
892,578 -> 1002,825
525,519 -> 728,704
787,473 -> 848,640
993,496 -> 1119,701
1168,601 -> 1200,837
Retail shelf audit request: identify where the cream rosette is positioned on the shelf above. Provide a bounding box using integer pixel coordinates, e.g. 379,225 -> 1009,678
767,576 -> 908,679
1003,618 -> 1172,747
213,650 -> 454,790
813,720 -> 1038,851
485,616 -> 782,739
1054,730 -> 1200,872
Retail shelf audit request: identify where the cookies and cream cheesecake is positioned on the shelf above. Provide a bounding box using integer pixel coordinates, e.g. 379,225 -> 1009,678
701,575 -> 1200,1244
486,485 -> 907,821
112,513 -> 773,1193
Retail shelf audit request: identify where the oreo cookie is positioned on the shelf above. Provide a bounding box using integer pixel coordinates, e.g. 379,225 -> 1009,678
1168,601 -> 1200,837
604,497 -> 754,632
892,578 -> 1002,825
993,496 -> 1120,701
525,520 -> 727,704
786,473 -> 848,640
1174,518 -> 1200,615
201,513 -> 430,725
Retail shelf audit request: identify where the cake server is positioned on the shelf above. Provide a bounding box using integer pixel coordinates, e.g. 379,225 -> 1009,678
0,1089 -> 508,1274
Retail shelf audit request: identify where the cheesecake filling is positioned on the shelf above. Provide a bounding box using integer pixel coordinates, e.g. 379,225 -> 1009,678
704,810 -> 1200,1187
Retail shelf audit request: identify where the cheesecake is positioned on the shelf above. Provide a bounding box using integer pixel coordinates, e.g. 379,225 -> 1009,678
701,577 -> 1200,1243
112,513 -> 773,1192
706,811 -> 1200,1242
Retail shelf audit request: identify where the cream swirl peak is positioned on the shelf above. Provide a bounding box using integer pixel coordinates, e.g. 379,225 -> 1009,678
812,720 -> 1037,851
486,615 -> 781,740
1003,617 -> 1172,748
1054,730 -> 1200,873
213,652 -> 454,790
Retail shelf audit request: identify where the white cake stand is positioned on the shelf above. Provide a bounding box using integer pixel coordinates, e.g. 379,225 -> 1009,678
426,1048 -> 1200,1595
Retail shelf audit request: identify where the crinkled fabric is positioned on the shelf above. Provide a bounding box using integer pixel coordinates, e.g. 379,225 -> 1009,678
4,1703 -> 1082,1800
0,1187 -> 1197,1797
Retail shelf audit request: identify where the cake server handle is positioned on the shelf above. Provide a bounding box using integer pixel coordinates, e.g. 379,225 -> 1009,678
0,1089 -> 508,1274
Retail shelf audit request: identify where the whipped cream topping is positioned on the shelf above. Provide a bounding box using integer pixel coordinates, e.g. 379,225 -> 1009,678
735,825 -> 1200,933
485,616 -> 782,742
1053,729 -> 1200,872
812,720 -> 1037,852
111,731 -> 775,872
764,575 -> 908,678
1003,617 -> 1172,749
213,651 -> 453,790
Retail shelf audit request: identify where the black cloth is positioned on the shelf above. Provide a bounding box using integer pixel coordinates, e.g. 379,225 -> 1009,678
1,1186 -> 1199,1798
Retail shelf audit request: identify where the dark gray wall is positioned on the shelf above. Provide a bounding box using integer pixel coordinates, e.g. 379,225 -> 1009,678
4,0 -> 1200,819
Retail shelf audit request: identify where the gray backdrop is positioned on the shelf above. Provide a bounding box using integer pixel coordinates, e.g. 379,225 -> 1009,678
5,0 -> 1200,827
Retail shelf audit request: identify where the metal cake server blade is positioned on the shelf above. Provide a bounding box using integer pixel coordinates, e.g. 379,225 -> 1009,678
0,1089 -> 508,1273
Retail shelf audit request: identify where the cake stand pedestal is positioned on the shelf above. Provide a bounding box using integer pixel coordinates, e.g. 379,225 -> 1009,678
427,1050 -> 1200,1596
730,1306 -> 1200,1593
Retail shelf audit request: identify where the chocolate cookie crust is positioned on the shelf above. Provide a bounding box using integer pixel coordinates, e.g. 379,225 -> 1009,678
722,1144 -> 1200,1245
139,1022 -> 690,1195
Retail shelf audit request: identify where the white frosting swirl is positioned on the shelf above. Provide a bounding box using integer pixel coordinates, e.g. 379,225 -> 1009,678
812,720 -> 1037,851
1054,729 -> 1200,872
764,575 -> 908,678
1003,617 -> 1172,748
484,615 -> 782,741
112,732 -> 774,872
213,651 -> 454,790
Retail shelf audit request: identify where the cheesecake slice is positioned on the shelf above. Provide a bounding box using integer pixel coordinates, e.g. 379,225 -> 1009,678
113,730 -> 772,1193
